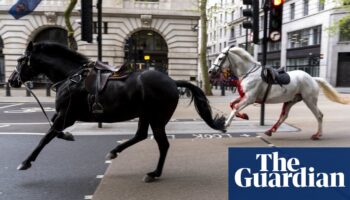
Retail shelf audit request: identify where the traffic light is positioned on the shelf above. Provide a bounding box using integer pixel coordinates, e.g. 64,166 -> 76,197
269,0 -> 284,42
242,0 -> 260,44
81,0 -> 93,43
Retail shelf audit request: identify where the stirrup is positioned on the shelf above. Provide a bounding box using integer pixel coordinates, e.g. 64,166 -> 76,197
92,102 -> 104,114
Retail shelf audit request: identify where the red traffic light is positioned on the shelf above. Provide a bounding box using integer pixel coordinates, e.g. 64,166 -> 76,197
272,0 -> 284,6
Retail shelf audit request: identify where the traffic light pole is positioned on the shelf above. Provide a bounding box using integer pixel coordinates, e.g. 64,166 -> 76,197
97,0 -> 103,128
260,0 -> 270,126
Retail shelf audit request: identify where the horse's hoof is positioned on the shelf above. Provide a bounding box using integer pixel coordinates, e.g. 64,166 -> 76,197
106,152 -> 117,160
264,131 -> 272,137
143,175 -> 156,183
241,113 -> 249,120
311,134 -> 321,140
63,132 -> 75,141
57,132 -> 75,141
17,162 -> 31,170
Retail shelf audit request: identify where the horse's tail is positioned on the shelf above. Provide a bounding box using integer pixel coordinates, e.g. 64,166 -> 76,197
175,80 -> 226,132
314,77 -> 350,104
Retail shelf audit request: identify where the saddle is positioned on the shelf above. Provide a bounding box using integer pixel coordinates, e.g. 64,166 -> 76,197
84,61 -> 130,114
261,66 -> 290,86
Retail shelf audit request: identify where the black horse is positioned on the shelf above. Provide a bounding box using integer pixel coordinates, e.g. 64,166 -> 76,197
8,42 -> 225,182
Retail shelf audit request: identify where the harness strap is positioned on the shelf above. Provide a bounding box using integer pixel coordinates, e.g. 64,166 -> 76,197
262,83 -> 272,103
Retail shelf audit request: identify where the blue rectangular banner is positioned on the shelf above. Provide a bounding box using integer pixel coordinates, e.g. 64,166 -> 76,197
229,148 -> 350,200
9,0 -> 42,19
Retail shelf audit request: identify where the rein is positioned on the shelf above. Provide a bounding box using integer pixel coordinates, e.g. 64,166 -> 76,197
17,56 -> 91,128
24,84 -> 53,127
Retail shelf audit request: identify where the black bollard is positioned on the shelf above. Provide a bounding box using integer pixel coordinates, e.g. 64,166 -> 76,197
6,82 -> 11,96
26,83 -> 31,97
46,83 -> 51,96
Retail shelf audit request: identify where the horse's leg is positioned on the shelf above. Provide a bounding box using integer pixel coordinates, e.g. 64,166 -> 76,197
230,97 -> 249,120
264,96 -> 302,136
18,112 -> 76,170
143,125 -> 169,183
50,113 -> 75,141
106,117 -> 149,160
225,95 -> 254,127
303,97 -> 324,140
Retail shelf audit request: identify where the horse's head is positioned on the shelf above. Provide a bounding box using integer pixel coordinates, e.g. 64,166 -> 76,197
208,46 -> 231,77
209,46 -> 261,78
8,42 -> 39,87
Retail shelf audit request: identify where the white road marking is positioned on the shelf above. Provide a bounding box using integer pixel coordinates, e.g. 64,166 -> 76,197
84,195 -> 93,199
0,125 -> 10,128
4,107 -> 55,113
0,103 -> 23,109
96,175 -> 104,179
105,160 -> 112,164
0,132 -> 44,135
240,134 -> 250,137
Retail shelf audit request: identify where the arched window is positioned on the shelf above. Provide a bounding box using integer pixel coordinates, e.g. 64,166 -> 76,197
33,27 -> 68,45
31,27 -> 70,87
125,30 -> 168,73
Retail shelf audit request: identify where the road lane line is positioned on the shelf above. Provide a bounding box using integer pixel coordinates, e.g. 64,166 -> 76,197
84,195 -> 93,199
96,175 -> 104,179
0,103 -> 23,109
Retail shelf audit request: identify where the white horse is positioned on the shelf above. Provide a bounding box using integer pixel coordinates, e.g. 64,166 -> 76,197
209,46 -> 350,140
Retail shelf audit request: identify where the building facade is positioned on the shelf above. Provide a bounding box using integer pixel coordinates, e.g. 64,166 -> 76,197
0,0 -> 200,82
207,0 -> 350,87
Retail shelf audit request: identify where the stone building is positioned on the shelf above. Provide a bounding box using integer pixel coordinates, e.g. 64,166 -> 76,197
0,0 -> 200,83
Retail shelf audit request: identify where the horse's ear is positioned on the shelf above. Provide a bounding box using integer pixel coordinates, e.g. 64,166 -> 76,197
26,41 -> 34,53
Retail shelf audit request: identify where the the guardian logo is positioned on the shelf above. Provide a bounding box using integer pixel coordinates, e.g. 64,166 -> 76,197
228,148 -> 350,200
234,152 -> 345,188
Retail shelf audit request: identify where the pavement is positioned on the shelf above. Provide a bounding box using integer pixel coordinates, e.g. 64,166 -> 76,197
1,86 -> 350,200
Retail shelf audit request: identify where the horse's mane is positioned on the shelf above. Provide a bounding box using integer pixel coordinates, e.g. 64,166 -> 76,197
229,47 -> 260,65
33,42 -> 89,64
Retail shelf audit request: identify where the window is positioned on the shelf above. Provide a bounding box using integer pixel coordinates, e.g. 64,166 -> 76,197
240,7 -> 243,17
288,26 -> 322,48
287,57 -> 319,76
93,22 -> 109,34
268,41 -> 281,51
319,0 -> 325,11
290,3 -> 295,20
239,24 -> 243,36
303,0 -> 309,16
339,20 -> 350,41
230,27 -> 235,38
231,11 -> 235,21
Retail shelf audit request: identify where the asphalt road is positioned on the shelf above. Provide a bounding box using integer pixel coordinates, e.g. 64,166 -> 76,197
0,103 -> 129,200
0,135 -> 117,200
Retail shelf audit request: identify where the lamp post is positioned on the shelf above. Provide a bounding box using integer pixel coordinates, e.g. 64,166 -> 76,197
97,0 -> 103,128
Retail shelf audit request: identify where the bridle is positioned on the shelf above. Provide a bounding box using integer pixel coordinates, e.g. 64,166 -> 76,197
211,48 -> 230,73
212,48 -> 260,81
14,53 -> 53,126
